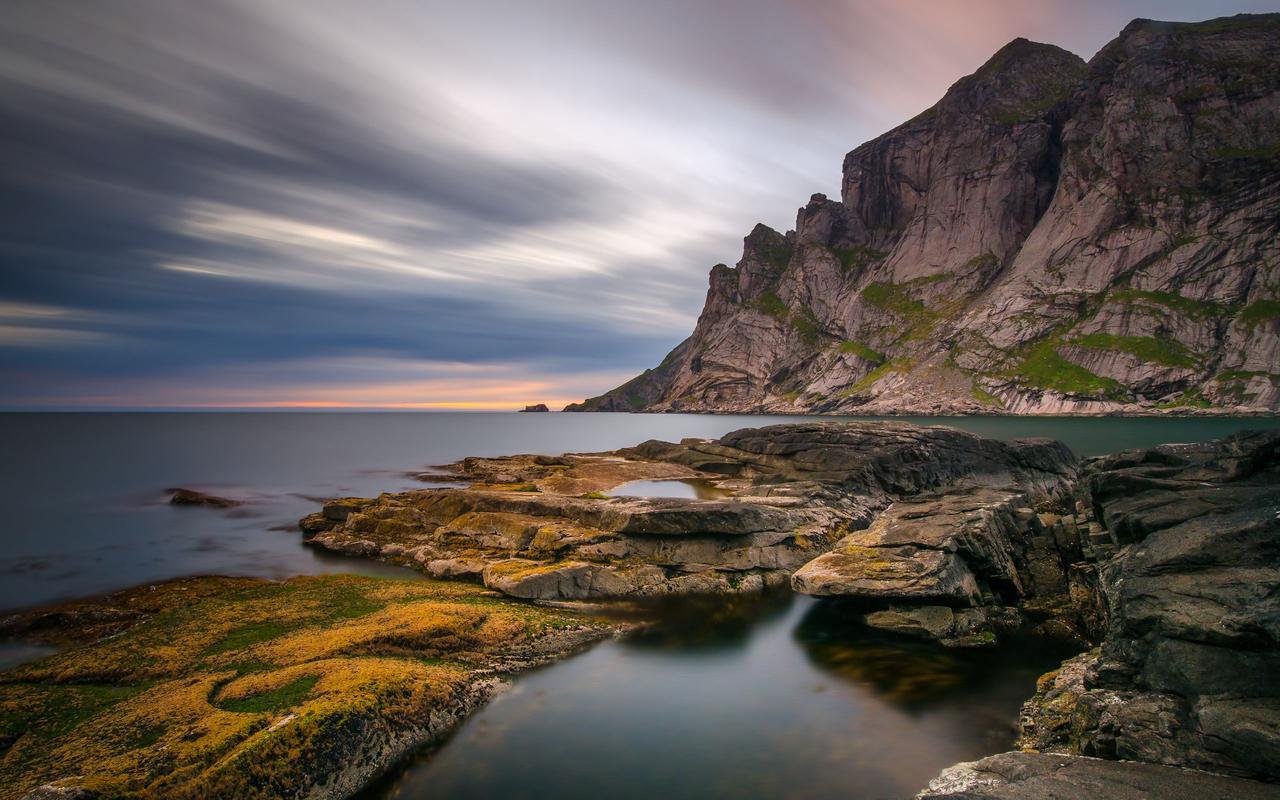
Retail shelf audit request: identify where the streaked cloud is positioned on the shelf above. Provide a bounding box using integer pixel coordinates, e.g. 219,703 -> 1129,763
1,0 -> 1271,407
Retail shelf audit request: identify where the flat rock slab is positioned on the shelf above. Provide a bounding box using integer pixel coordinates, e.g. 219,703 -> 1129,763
791,544 -> 981,605
917,752 -> 1280,799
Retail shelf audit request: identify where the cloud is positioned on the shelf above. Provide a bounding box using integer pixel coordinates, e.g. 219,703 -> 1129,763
0,0 -> 1262,407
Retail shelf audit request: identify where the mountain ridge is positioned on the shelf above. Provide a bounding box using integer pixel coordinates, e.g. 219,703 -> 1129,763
567,13 -> 1280,415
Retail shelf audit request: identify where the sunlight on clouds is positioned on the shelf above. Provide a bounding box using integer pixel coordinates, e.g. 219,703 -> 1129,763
7,355 -> 639,410
0,303 -> 116,347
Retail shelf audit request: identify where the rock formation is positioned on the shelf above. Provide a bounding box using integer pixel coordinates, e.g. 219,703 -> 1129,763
300,422 -> 1078,639
919,428 -> 1280,797
568,15 -> 1280,415
299,421 -> 1280,798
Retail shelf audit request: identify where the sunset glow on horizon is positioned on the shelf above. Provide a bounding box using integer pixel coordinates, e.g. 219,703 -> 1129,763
3,0 -> 1273,409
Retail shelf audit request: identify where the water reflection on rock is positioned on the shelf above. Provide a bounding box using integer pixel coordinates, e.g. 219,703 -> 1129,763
795,598 -> 1072,708
620,589 -> 793,653
607,478 -> 734,499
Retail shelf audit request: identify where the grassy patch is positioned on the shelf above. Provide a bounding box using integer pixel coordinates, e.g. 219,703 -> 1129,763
216,674 -> 320,714
860,281 -> 938,339
0,575 -> 611,799
1012,342 -> 1127,399
1107,288 -> 1229,320
832,245 -> 887,275
1240,300 -> 1280,330
790,307 -> 822,346
203,621 -> 292,657
1212,144 -> 1280,161
1157,390 -> 1214,409
959,254 -> 998,275
971,384 -> 1005,408
839,359 -> 912,397
750,291 -> 788,319
837,341 -> 885,363
1070,333 -> 1197,367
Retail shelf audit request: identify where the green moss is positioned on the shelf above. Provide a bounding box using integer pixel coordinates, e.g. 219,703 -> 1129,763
1215,370 -> 1278,383
861,282 -> 931,318
992,86 -> 1071,125
0,575 -> 612,799
759,238 -> 793,273
203,622 -> 292,657
217,675 -> 320,714
790,307 -> 822,346
508,483 -> 540,493
839,358 -> 913,397
1012,342 -> 1127,399
750,291 -> 788,319
1240,300 -> 1280,330
1107,288 -> 1229,320
1071,333 -> 1197,368
860,281 -> 939,339
581,491 -> 609,500
1212,144 -> 1280,161
837,341 -> 885,363
832,245 -> 888,275
971,384 -> 1005,408
1156,389 -> 1214,409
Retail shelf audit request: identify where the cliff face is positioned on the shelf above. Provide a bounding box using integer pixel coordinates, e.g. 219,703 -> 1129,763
568,15 -> 1280,415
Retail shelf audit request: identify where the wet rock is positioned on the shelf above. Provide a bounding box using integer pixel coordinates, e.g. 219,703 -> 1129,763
301,422 -> 1077,601
1017,429 -> 1280,781
916,752 -> 1280,799
165,488 -> 242,508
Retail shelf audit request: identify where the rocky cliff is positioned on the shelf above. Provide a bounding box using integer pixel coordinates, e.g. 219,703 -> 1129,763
568,15 -> 1280,415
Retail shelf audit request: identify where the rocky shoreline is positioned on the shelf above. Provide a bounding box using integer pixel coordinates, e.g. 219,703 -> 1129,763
1,422 -> 1275,798
0,576 -> 624,799
298,421 -> 1279,797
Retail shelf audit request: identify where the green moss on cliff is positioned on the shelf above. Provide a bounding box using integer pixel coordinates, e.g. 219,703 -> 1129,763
1013,342 -> 1127,399
1157,389 -> 1214,409
750,291 -> 788,319
1071,333 -> 1197,367
832,245 -> 888,275
1240,299 -> 1280,329
837,341 -> 886,363
790,307 -> 823,346
1108,288 -> 1230,320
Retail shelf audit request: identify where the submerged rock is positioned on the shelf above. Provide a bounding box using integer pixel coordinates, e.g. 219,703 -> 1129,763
165,487 -> 242,508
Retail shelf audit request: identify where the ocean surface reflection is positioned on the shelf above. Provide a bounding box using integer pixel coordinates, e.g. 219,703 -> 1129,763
366,593 -> 1066,800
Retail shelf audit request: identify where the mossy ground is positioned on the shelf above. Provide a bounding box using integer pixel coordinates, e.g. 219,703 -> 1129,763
0,575 -> 612,799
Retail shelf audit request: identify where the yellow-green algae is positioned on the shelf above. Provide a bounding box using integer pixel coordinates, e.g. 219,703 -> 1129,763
0,574 -> 613,799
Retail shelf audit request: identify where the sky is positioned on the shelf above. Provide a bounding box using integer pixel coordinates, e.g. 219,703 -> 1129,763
2,0 -> 1276,410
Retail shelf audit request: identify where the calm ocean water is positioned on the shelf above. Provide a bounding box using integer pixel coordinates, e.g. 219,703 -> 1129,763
4,411 -> 1276,798
1,411 -> 1275,612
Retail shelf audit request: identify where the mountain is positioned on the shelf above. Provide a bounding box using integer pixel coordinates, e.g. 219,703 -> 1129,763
567,15 -> 1280,415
